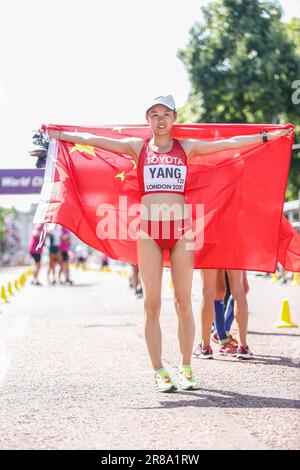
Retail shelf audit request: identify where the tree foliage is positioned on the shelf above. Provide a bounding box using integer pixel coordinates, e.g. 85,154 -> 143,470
178,0 -> 300,199
0,207 -> 17,244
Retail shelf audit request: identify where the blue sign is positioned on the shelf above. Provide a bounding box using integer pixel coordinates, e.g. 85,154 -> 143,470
0,169 -> 45,194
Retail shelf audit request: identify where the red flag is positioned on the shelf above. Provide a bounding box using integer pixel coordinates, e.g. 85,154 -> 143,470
277,215 -> 300,271
34,123 -> 299,272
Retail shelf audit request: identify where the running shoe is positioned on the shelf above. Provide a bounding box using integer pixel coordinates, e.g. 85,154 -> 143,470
211,331 -> 238,348
218,341 -> 237,356
236,345 -> 254,360
179,366 -> 200,390
192,344 -> 213,359
227,334 -> 239,348
155,369 -> 177,393
211,330 -> 219,344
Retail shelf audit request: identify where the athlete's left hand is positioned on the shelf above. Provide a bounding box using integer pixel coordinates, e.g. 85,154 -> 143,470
283,128 -> 294,140
268,128 -> 293,141
48,129 -> 61,140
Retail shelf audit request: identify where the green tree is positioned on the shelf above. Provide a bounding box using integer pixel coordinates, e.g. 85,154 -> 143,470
0,207 -> 17,247
177,0 -> 300,199
283,17 -> 300,200
284,17 -> 300,55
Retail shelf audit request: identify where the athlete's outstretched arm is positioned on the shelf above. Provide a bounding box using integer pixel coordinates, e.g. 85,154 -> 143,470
185,128 -> 293,159
47,129 -> 143,160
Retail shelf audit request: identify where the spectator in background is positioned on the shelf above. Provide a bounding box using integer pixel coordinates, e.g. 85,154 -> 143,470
48,224 -> 62,285
59,227 -> 73,285
100,253 -> 110,271
277,263 -> 288,284
28,223 -> 45,286
129,264 -> 143,299
75,243 -> 89,269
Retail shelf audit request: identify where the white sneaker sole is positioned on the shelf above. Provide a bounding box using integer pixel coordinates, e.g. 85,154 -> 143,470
192,353 -> 213,359
219,351 -> 237,357
157,385 -> 177,393
236,354 -> 254,360
181,384 -> 201,391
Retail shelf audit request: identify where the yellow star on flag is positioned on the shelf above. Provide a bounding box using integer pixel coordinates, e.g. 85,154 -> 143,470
115,171 -> 125,182
131,160 -> 137,170
70,144 -> 96,157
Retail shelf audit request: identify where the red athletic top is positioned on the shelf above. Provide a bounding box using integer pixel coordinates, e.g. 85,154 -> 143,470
137,138 -> 188,196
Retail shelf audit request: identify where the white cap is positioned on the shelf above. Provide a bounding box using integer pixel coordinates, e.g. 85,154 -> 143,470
145,95 -> 176,113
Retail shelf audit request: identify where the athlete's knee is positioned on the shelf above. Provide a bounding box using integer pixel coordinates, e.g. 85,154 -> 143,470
215,277 -> 226,299
201,287 -> 216,304
144,299 -> 161,319
215,286 -> 226,300
231,287 -> 247,304
174,297 -> 192,318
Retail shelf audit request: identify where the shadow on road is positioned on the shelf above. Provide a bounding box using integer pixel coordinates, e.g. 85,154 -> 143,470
135,388 -> 300,410
248,330 -> 300,338
214,354 -> 300,368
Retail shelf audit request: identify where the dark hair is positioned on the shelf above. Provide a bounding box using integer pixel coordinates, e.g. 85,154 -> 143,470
146,108 -> 177,117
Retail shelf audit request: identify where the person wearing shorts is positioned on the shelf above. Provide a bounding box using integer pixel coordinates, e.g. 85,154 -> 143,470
28,223 -> 44,286
59,227 -> 73,285
48,225 -> 61,285
193,269 -> 253,360
48,95 -> 289,392
129,264 -> 143,298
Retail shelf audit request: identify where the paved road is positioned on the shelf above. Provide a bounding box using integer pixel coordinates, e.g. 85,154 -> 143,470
0,267 -> 299,450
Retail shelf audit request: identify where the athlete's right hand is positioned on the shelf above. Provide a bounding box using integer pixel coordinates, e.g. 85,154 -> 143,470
48,129 -> 61,139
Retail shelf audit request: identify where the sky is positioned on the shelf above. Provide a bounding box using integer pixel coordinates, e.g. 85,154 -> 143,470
0,0 -> 299,210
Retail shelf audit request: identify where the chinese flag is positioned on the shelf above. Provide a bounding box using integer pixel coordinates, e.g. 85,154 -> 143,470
34,123 -> 300,272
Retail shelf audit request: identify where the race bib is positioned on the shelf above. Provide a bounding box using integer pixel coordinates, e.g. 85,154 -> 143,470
144,164 -> 187,192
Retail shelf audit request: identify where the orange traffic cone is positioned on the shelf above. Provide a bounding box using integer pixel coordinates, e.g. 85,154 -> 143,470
274,299 -> 298,328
